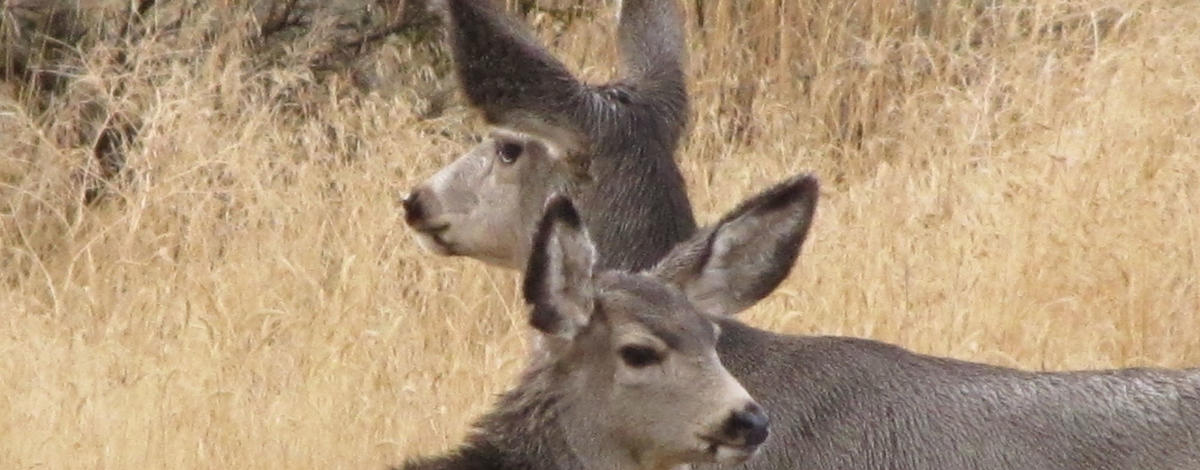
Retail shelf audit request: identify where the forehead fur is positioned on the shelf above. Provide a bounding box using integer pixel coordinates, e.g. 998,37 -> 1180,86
595,272 -> 716,350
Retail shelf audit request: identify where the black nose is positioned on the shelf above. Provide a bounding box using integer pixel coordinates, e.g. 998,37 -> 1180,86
725,403 -> 769,447
402,190 -> 425,226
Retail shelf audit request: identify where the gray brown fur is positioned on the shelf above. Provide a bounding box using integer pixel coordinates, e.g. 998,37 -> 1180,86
404,0 -> 695,271
710,320 -> 1200,469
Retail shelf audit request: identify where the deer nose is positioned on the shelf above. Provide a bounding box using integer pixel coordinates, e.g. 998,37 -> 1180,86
724,403 -> 769,447
402,189 -> 426,226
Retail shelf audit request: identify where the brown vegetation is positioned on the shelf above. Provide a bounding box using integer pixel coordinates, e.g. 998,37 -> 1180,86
1,0 -> 1197,468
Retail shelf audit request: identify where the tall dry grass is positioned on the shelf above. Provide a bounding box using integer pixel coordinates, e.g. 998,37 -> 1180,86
2,0 -> 1198,468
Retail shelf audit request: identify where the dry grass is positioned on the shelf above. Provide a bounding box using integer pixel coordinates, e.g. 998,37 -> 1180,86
2,0 -> 1199,468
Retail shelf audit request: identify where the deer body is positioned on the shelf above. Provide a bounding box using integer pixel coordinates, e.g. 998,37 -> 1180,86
710,320 -> 1200,469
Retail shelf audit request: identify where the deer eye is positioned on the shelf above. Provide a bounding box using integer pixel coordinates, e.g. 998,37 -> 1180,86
497,141 -> 523,164
619,345 -> 663,368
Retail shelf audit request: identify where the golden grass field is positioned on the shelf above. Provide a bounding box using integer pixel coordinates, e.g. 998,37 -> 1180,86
2,0 -> 1199,468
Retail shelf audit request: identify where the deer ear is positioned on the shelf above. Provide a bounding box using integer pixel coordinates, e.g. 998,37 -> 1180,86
523,195 -> 597,340
652,174 -> 819,317
617,0 -> 687,90
613,0 -> 689,147
440,0 -> 591,155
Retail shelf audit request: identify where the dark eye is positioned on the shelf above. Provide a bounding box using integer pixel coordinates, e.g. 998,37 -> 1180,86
619,345 -> 663,368
497,141 -> 523,164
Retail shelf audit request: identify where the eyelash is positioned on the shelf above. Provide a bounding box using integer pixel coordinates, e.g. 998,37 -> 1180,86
619,345 -> 663,368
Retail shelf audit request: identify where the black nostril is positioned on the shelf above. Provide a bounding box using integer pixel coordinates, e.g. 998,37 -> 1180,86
726,403 -> 769,447
402,191 -> 424,225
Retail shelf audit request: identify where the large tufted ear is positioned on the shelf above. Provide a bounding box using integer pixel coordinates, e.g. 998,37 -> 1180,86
523,195 -> 597,340
652,174 -> 819,317
438,0 -> 591,155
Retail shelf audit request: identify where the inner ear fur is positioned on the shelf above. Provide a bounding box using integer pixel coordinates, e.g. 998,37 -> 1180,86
651,174 -> 820,317
524,195 -> 597,339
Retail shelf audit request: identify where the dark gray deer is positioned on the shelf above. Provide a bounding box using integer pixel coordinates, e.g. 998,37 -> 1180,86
403,0 -> 696,271
397,196 -> 770,470
408,171 -> 1200,468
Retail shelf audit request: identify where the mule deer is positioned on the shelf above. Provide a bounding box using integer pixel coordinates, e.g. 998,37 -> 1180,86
403,0 -> 696,271
396,196 -> 769,470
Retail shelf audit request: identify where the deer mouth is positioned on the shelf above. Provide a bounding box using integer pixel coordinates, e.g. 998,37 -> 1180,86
413,223 -> 450,237
697,435 -> 761,464
409,223 -> 457,255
